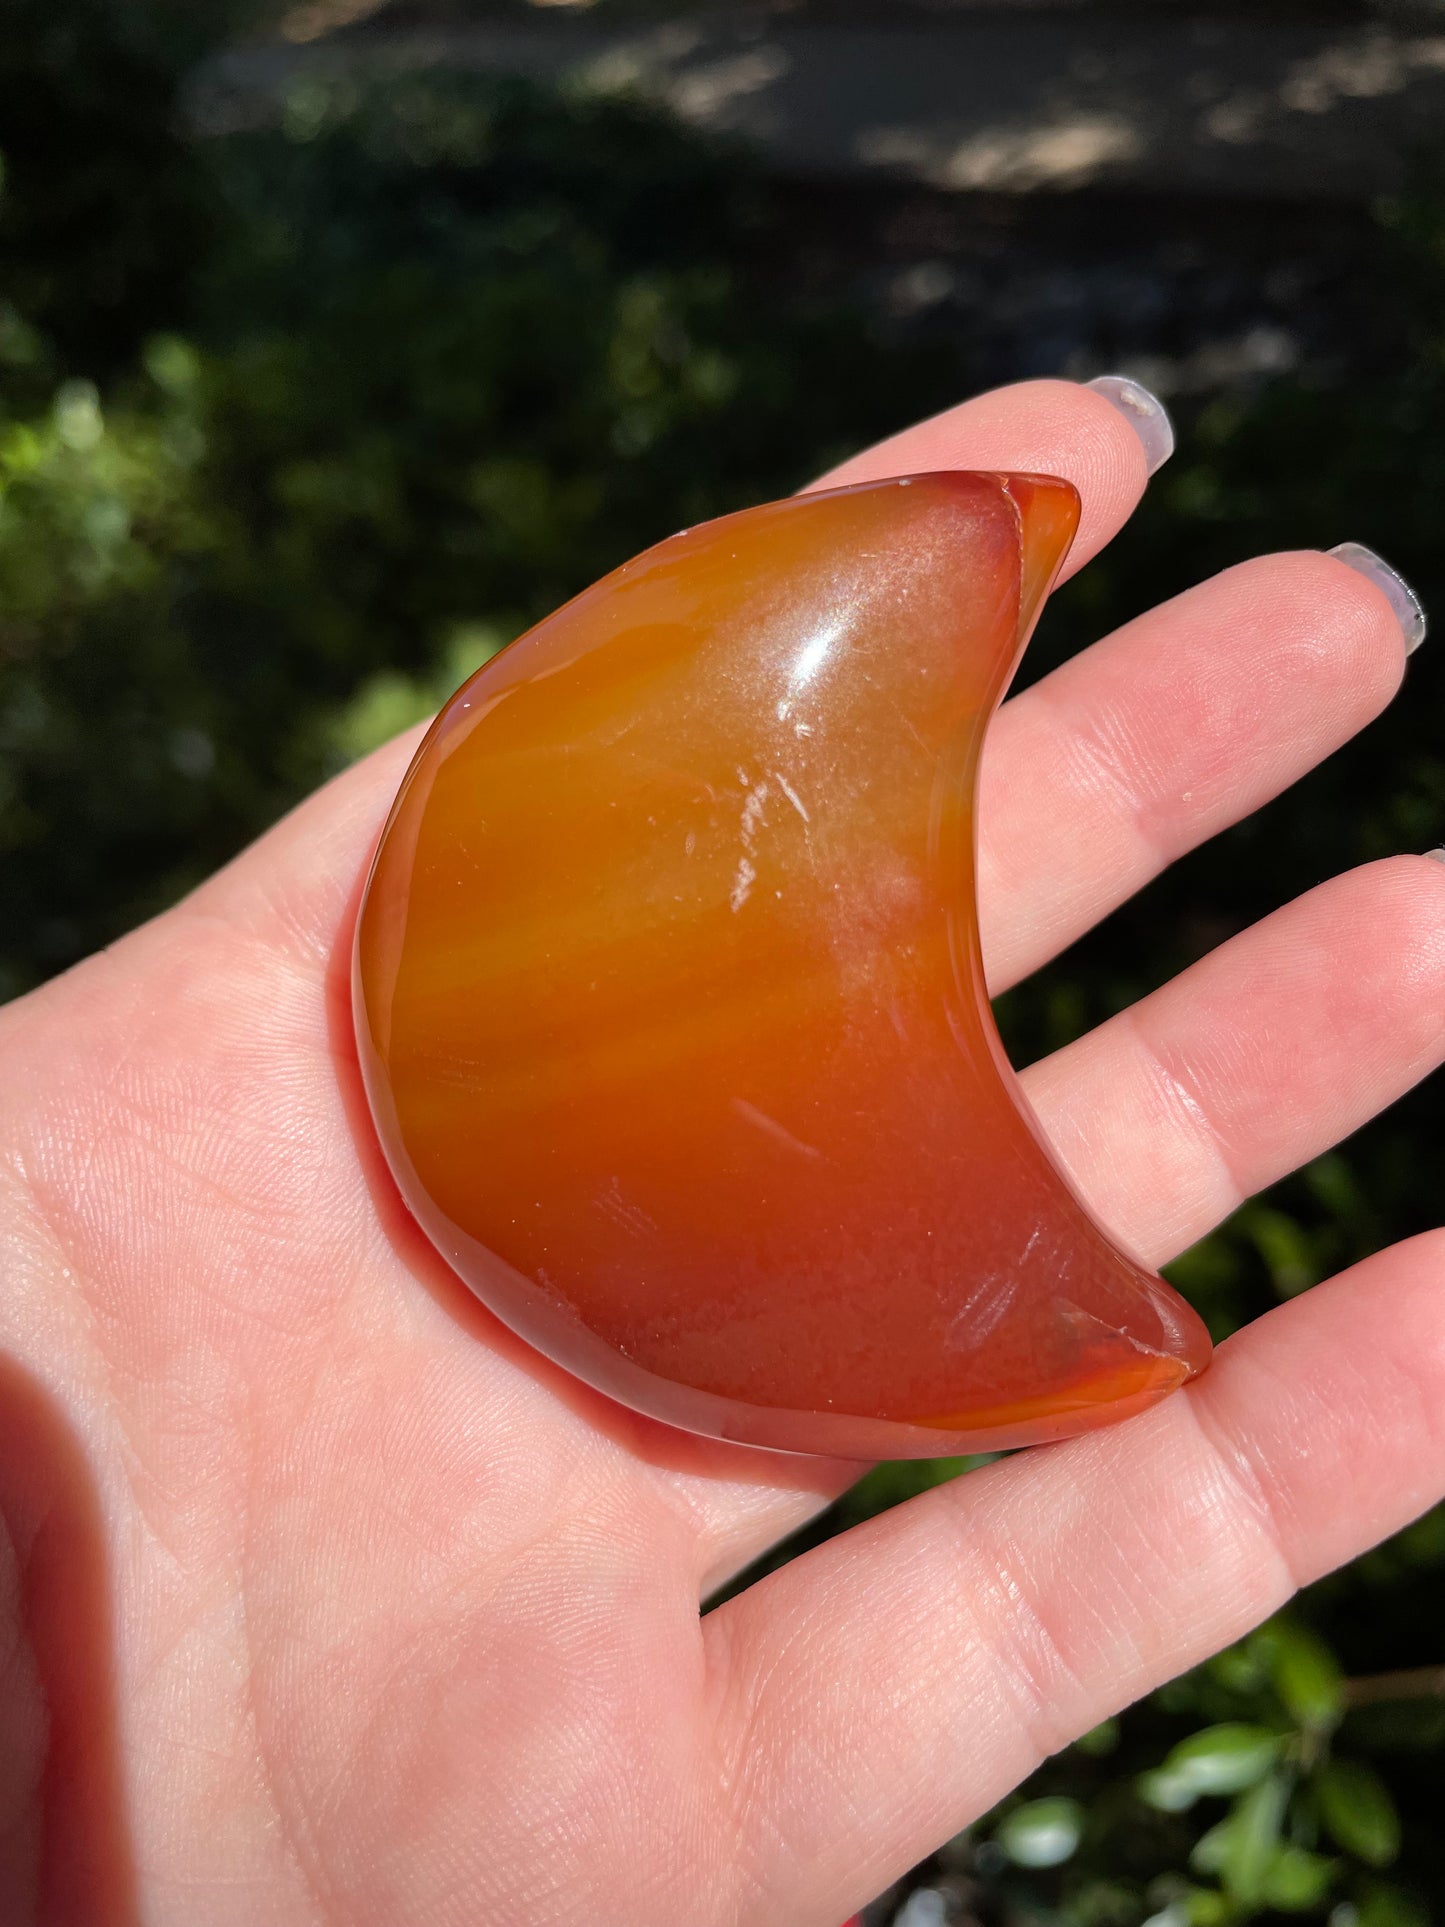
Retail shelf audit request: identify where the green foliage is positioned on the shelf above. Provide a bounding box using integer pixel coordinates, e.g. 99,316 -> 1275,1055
1356,1881 -> 1431,1927
998,1798 -> 1087,1871
0,48 -> 961,1000
2,9 -> 1444,1924
1266,1623 -> 1347,1734
961,1610 -> 1434,1925
1316,1762 -> 1401,1870
0,0 -> 236,391
958,171 -> 1445,1915
1138,1727 -> 1284,1812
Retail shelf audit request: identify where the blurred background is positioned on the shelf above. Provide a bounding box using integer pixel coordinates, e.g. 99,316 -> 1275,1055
3,2 -> 1445,1922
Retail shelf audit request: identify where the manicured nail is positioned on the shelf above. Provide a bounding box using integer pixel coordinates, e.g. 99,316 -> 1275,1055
1086,374 -> 1175,475
1328,542 -> 1427,655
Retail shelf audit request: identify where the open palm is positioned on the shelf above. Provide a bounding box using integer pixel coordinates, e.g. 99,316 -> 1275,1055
3,379 -> 1443,1927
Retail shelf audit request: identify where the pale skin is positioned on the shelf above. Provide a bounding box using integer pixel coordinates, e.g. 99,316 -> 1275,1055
2,379 -> 1444,1927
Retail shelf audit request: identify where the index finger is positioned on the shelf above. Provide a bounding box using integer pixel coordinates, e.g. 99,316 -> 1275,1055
203,377 -> 1164,959
809,374 -> 1163,573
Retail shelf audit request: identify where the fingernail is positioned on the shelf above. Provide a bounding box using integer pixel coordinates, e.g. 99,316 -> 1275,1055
1427,847 -> 1445,865
1328,542 -> 1428,655
1086,374 -> 1175,475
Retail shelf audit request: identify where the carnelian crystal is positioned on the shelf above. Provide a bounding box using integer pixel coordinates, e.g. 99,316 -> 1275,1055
355,472 -> 1211,1458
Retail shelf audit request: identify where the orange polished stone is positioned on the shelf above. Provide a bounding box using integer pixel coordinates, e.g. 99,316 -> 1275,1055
354,472 -> 1211,1458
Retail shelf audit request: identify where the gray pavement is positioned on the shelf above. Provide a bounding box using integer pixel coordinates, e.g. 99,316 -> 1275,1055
201,7 -> 1445,203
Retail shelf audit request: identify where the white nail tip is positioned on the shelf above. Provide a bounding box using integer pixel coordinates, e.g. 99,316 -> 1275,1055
1085,374 -> 1176,476
1328,542 -> 1428,656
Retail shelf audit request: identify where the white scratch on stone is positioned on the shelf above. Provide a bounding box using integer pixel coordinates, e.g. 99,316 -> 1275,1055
772,770 -> 810,824
733,1097 -> 823,1160
740,780 -> 770,845
945,1272 -> 1018,1353
1060,1301 -> 1169,1362
596,1177 -> 658,1239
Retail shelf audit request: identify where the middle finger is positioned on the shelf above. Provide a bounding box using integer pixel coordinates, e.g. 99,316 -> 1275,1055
979,546 -> 1409,992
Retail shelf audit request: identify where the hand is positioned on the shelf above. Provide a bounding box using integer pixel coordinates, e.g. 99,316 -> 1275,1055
2,379 -> 1442,1927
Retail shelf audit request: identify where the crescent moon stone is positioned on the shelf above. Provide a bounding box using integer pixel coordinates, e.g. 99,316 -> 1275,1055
354,472 -> 1212,1458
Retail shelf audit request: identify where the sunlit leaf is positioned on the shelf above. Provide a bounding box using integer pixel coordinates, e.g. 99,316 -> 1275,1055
1138,1767 -> 1201,1815
996,1796 -> 1085,1869
1146,1724 -> 1282,1810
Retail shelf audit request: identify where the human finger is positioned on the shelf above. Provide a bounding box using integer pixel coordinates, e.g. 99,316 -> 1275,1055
977,548 -> 1410,991
678,853 -> 1445,1585
809,374 -> 1162,573
1019,853 -> 1445,1268
703,1229 -> 1445,1927
198,378 -> 1164,957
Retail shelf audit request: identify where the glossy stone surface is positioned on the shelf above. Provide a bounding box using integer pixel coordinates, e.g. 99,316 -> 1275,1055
354,472 -> 1211,1458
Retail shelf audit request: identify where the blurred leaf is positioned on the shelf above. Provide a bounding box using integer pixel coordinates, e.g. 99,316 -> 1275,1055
325,622 -> 511,765
1262,1845 -> 1337,1912
1183,1891 -> 1231,1927
1266,1621 -> 1347,1730
1191,1806 -> 1335,1909
1074,1718 -> 1121,1759
1138,1767 -> 1202,1815
1303,1151 -> 1366,1220
327,669 -> 438,764
1188,1819 -> 1234,1877
1208,1640 -> 1272,1698
1238,1202 -> 1318,1299
1142,1891 -> 1230,1927
1356,1880 -> 1431,1927
996,1796 -> 1085,1869
1141,1726 -> 1283,1812
1317,1761 -> 1401,1868
1220,1771 -> 1290,1909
